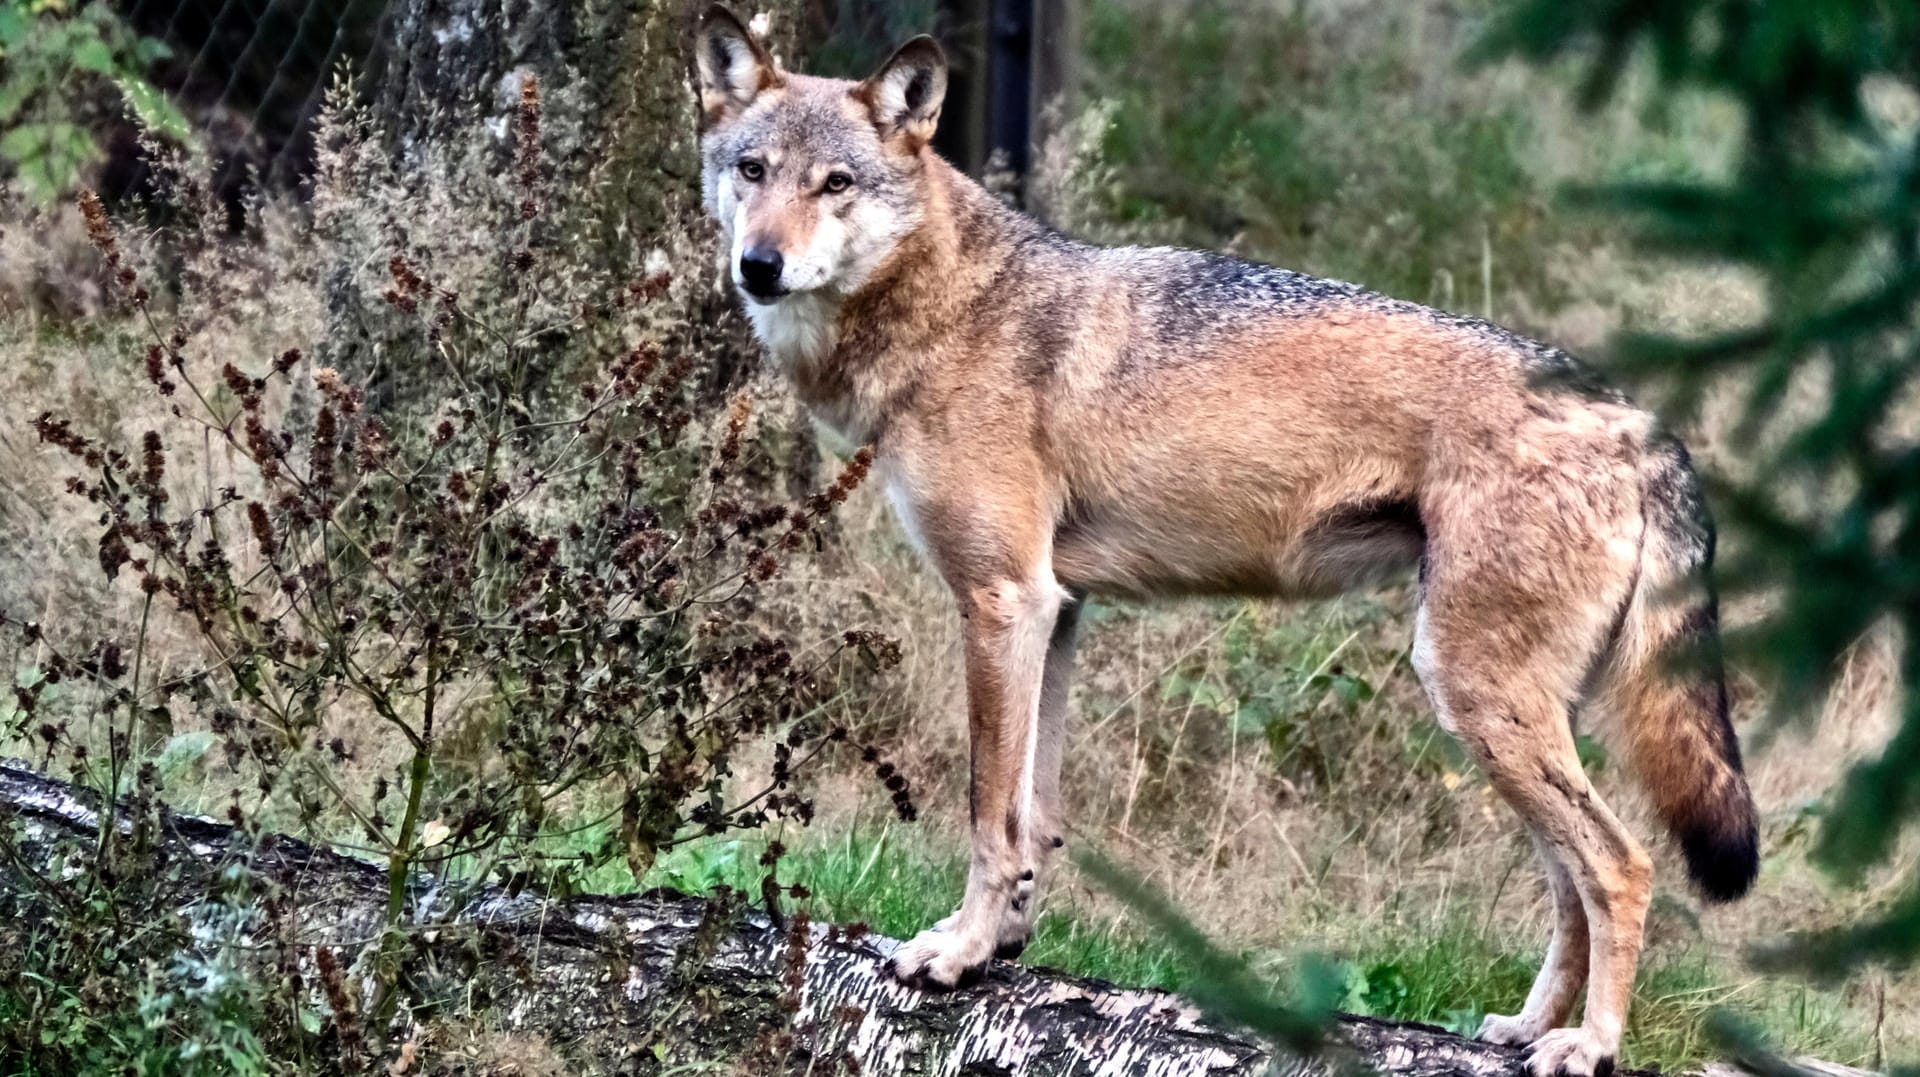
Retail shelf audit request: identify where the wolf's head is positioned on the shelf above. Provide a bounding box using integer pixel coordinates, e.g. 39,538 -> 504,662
692,5 -> 946,307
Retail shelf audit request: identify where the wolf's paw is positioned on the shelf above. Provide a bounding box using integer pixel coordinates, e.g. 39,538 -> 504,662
924,909 -> 1028,956
883,926 -> 993,991
1525,1027 -> 1615,1077
1478,1011 -> 1550,1047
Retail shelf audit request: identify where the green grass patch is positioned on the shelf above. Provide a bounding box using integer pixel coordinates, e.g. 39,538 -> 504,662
607,824 -> 1869,1072
1332,925 -> 1862,1071
1079,0 -> 1567,311
635,824 -> 1198,992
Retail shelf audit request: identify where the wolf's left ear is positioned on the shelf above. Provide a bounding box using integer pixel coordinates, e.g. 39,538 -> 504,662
692,5 -> 782,128
856,36 -> 947,153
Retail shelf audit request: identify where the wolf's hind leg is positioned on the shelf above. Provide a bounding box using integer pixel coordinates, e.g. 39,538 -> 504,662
1426,661 -> 1650,1077
1413,511 -> 1647,1077
1479,834 -> 1590,1045
1420,652 -> 1651,1077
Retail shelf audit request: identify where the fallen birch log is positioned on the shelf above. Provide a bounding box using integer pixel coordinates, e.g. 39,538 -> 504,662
0,762 -> 1846,1077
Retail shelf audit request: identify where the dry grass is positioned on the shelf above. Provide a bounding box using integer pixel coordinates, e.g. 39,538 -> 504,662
0,0 -> 1912,1069
750,3 -> 1918,1064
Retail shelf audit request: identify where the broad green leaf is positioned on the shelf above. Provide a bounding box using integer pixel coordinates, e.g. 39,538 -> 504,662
1329,672 -> 1373,705
0,122 -> 98,204
1573,731 -> 1609,774
156,730 -> 215,778
0,6 -> 28,49
0,79 -> 30,124
0,120 -> 51,158
132,34 -> 171,64
1360,960 -> 1411,1012
68,32 -> 112,74
119,77 -> 192,141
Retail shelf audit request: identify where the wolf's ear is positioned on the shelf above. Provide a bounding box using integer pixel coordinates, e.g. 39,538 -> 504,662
856,36 -> 947,153
692,5 -> 781,128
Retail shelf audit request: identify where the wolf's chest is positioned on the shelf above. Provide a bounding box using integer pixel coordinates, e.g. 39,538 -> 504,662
748,295 -> 884,449
747,294 -> 838,369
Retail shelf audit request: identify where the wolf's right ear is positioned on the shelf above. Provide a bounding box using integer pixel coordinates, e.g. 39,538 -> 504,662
856,36 -> 948,154
691,5 -> 781,128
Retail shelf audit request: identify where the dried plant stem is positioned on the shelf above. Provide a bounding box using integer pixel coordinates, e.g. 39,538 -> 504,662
97,590 -> 154,871
387,638 -> 438,926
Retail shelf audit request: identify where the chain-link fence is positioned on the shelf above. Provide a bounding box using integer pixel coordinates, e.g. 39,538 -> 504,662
119,0 -> 394,188
0,0 -> 396,208
2,0 -> 1073,213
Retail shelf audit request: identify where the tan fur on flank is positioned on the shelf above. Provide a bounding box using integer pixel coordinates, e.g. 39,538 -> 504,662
690,10 -> 1760,1076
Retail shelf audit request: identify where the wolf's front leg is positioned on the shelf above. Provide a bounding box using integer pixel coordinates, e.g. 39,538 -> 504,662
886,569 -> 1065,990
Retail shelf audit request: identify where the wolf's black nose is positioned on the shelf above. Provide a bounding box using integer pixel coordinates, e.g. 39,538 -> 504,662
738,247 -> 785,298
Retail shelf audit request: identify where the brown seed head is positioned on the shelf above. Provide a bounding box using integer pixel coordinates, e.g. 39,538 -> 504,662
77,190 -> 120,267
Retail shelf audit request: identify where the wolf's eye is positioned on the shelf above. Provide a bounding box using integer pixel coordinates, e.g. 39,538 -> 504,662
737,159 -> 765,182
823,172 -> 854,194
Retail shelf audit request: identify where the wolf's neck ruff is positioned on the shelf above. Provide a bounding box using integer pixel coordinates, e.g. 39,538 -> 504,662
745,290 -> 838,368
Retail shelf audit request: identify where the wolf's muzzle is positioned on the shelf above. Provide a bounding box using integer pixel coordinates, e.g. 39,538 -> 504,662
738,247 -> 787,300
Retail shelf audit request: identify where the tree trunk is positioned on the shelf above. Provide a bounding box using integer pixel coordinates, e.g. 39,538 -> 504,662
0,761 -> 1807,1077
327,0 -> 713,401
323,0 -> 817,481
368,0 -> 803,263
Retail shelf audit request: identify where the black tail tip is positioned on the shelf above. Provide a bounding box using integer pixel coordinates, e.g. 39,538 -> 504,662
1680,822 -> 1759,903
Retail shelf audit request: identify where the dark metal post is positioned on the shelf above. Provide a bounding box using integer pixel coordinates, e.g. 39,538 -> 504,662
986,0 -> 1034,178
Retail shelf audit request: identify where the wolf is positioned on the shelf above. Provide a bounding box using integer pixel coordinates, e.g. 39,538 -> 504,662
690,8 -> 1759,1075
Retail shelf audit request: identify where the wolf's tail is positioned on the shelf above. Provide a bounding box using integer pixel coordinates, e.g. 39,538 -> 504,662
1607,437 -> 1759,902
